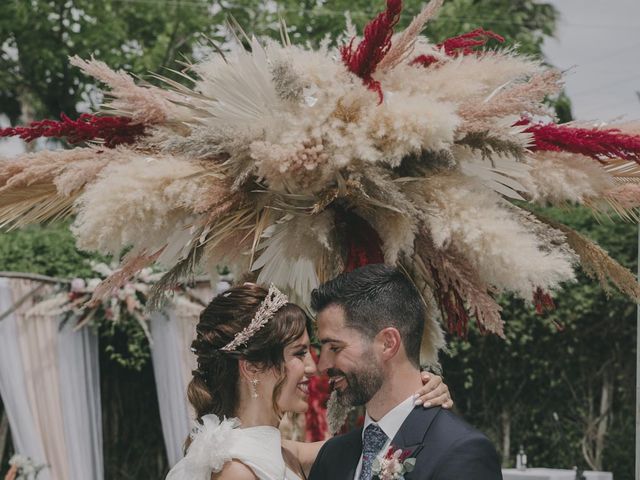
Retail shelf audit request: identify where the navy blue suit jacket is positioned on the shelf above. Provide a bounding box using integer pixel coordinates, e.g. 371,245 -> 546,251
308,406 -> 502,480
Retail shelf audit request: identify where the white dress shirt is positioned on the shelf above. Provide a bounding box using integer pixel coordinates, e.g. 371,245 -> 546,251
353,395 -> 417,479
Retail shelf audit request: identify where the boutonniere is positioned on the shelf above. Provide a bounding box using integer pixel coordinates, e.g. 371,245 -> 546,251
371,446 -> 416,480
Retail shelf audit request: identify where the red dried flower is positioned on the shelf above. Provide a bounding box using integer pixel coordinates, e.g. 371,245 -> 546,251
411,27 -> 505,67
305,349 -> 330,441
533,287 -> 555,315
516,118 -> 640,164
0,113 -> 146,148
340,0 -> 403,102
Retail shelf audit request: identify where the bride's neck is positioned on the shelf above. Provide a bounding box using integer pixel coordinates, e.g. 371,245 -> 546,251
235,391 -> 280,428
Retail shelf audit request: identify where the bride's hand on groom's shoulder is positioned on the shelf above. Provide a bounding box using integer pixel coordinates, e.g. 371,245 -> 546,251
414,372 -> 453,410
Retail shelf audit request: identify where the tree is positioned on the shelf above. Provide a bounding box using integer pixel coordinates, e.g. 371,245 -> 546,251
0,0 -> 229,123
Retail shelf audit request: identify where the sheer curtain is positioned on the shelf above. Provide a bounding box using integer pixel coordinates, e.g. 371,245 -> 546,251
0,278 -> 51,480
0,278 -> 103,480
150,309 -> 199,467
58,323 -> 103,480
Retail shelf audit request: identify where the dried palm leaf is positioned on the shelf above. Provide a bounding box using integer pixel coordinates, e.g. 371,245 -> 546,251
0,187 -> 78,229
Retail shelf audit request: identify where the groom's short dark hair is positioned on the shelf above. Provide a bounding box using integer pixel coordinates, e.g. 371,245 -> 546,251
311,264 -> 425,367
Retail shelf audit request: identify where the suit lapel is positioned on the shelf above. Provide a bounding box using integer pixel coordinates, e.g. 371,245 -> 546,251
389,407 -> 442,471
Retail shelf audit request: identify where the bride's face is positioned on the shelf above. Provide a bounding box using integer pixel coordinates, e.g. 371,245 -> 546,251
274,329 -> 317,414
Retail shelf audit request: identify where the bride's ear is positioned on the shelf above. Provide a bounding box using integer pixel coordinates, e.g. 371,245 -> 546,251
238,359 -> 261,381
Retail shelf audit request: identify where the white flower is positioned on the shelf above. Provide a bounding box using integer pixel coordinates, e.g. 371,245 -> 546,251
70,278 -> 86,292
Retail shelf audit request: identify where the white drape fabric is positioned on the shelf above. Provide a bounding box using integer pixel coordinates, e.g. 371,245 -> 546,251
0,278 -> 103,480
150,285 -> 211,467
0,278 -> 51,480
150,310 -> 194,467
58,322 -> 103,480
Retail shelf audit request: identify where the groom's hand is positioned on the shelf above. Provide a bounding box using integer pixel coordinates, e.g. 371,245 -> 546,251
414,372 -> 453,409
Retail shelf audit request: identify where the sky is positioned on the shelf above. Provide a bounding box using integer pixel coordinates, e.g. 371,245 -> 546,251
542,0 -> 640,122
1,0 -> 639,157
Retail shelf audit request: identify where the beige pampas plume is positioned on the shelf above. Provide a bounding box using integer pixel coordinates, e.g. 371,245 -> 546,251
458,70 -> 561,132
417,50 -> 543,103
0,147 -> 127,229
70,56 -> 180,124
377,0 -> 444,72
605,183 -> 640,209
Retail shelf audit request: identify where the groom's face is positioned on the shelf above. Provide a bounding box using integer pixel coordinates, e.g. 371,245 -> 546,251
316,304 -> 383,406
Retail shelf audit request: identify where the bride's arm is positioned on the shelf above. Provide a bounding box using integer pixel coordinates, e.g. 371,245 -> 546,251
211,460 -> 259,480
282,439 -> 326,477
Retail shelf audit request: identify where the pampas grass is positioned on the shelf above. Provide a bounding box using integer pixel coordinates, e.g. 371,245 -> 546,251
423,174 -> 577,299
458,70 -> 561,132
525,152 -> 614,205
70,56 -> 182,124
71,153 -> 209,255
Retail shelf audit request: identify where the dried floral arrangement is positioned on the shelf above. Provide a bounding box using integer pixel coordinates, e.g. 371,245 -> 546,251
2,0 -> 640,366
26,262 -> 204,370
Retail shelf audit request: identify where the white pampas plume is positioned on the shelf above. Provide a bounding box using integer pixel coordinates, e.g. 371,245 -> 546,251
524,152 -> 614,205
425,175 -> 577,300
70,56 -> 181,124
72,154 -> 209,256
365,91 -> 459,166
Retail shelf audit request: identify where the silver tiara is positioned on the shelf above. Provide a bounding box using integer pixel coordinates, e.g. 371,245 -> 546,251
220,284 -> 289,352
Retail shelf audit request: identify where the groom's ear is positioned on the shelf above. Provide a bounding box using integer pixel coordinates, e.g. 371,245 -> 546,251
377,327 -> 402,361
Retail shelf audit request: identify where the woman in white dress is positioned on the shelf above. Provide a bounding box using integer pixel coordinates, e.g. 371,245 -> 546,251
166,283 -> 451,480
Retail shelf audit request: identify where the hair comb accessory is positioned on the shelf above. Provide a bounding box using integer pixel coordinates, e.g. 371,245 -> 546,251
220,284 -> 289,352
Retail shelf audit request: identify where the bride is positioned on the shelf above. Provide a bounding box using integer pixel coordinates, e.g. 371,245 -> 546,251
166,283 -> 452,480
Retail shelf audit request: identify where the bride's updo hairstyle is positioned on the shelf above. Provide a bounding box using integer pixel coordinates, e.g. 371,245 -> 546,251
188,283 -> 310,422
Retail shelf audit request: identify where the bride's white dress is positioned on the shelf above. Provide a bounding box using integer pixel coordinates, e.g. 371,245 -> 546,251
166,414 -> 302,480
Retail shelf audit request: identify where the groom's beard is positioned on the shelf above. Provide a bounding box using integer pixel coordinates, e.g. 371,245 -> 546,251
328,363 -> 383,407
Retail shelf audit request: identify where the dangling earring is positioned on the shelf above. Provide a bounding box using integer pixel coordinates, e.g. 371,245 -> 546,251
250,378 -> 260,399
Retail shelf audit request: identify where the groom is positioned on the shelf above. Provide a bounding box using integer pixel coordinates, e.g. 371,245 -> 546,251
308,264 -> 502,480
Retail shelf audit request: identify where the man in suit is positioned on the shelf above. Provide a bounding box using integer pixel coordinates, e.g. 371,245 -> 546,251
308,264 -> 502,480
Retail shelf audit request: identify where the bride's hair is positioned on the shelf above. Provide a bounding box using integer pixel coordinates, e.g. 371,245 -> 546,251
187,283 -> 310,424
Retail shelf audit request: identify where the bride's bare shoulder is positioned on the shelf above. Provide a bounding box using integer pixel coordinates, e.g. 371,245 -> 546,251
211,460 -> 258,480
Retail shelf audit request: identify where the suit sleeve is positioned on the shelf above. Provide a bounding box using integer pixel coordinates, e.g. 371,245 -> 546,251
431,433 -> 503,480
307,439 -> 330,480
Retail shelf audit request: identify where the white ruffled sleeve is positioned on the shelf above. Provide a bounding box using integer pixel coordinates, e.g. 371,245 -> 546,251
165,414 -> 241,480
